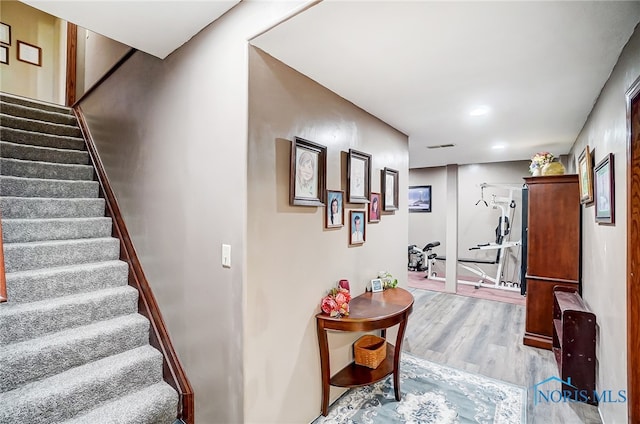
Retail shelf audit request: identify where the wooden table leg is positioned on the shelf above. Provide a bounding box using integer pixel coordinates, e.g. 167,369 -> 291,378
393,315 -> 409,401
316,321 -> 330,416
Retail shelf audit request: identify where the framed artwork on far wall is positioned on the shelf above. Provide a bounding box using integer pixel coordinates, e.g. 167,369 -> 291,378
0,45 -> 8,65
381,167 -> 399,211
408,185 -> 432,212
347,149 -> 371,204
577,145 -> 594,204
369,192 -> 381,222
325,190 -> 344,229
0,22 -> 10,45
290,137 -> 326,207
17,40 -> 42,66
594,153 -> 615,225
349,210 -> 366,246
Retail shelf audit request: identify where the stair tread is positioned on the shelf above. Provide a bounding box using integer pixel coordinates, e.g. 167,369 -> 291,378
0,345 -> 163,422
1,101 -> 77,122
0,314 -> 149,392
0,140 -> 86,154
65,382 -> 178,424
4,235 -> 117,247
0,113 -> 82,136
1,157 -> 93,170
0,174 -> 98,184
0,93 -> 72,114
0,285 -> 137,315
5,259 -> 126,279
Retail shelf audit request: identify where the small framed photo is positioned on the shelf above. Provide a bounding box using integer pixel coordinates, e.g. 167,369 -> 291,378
326,190 -> 344,228
17,40 -> 42,67
0,22 -> 10,45
290,137 -> 326,207
409,185 -> 432,212
594,153 -> 615,225
369,192 -> 381,222
381,167 -> 399,211
370,279 -> 383,293
347,149 -> 371,204
577,145 -> 594,204
0,45 -> 8,65
349,210 -> 366,246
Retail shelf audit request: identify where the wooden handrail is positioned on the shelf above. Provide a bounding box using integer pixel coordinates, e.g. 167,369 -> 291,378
73,107 -> 194,423
0,209 -> 7,303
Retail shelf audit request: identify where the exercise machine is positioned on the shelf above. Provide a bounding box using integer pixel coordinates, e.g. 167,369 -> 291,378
423,183 -> 523,292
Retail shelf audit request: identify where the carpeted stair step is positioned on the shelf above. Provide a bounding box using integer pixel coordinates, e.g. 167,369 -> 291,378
0,197 -> 106,219
0,141 -> 89,164
0,157 -> 94,180
5,260 -> 128,303
0,175 -> 99,198
1,126 -> 85,150
0,113 -> 82,137
0,314 -> 150,392
2,217 -> 112,243
0,93 -> 72,115
1,101 -> 77,125
65,381 -> 179,424
0,285 -> 138,344
0,345 -> 164,424
3,237 -> 119,272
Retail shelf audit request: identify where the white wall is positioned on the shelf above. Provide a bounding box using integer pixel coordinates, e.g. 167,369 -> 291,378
568,23 -> 640,424
409,160 -> 528,284
76,2 -> 308,422
246,47 -> 409,423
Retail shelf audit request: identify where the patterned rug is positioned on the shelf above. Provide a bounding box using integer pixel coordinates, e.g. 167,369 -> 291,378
313,353 -> 526,424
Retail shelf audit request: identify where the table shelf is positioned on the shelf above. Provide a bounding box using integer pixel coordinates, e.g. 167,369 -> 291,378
330,343 -> 395,387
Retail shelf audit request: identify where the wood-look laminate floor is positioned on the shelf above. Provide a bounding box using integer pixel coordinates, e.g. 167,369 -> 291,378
403,288 -> 603,424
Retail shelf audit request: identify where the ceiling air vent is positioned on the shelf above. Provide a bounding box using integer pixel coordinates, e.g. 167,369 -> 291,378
426,144 -> 456,149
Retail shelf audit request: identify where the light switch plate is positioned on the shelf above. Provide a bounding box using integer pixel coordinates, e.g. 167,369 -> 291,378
222,244 -> 231,268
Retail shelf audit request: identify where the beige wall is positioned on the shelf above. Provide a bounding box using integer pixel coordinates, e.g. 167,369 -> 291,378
76,2 -> 307,423
0,0 -> 65,103
246,47 -> 409,423
409,161 -> 528,283
568,23 -> 640,424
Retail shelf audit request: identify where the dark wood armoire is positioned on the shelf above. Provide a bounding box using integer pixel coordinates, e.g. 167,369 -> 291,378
522,174 -> 581,350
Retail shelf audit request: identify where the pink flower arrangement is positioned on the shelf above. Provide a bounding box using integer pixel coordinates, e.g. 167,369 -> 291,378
321,287 -> 351,318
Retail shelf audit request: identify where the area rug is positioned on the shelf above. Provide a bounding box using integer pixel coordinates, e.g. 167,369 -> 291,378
313,353 -> 526,424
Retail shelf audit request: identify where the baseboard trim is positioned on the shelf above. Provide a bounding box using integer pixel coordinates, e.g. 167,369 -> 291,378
73,106 -> 194,424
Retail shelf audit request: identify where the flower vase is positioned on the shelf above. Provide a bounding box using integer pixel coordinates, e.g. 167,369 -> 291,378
531,168 -> 541,177
542,161 -> 565,176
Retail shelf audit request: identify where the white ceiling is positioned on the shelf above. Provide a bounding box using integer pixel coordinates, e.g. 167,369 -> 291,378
20,1 -> 640,168
252,1 -> 640,168
20,0 -> 240,59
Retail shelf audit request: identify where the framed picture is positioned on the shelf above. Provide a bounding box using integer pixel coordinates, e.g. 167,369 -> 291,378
17,40 -> 42,66
347,149 -> 371,203
325,190 -> 344,228
0,45 -> 7,65
370,278 -> 383,293
369,192 -> 381,222
409,185 -> 432,212
381,167 -> 399,211
594,153 -> 615,224
290,137 -> 326,207
349,210 -> 366,246
577,145 -> 594,204
0,22 -> 10,45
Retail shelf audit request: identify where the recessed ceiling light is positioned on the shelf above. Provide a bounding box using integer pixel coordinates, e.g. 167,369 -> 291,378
492,144 -> 506,150
469,106 -> 490,117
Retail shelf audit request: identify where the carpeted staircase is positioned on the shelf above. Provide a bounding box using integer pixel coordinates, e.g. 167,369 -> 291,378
0,93 -> 179,424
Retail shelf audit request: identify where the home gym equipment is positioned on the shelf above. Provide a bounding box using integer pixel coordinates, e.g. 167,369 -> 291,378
423,183 -> 523,292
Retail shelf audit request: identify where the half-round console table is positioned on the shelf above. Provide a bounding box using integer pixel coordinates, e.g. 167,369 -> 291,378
316,287 -> 414,416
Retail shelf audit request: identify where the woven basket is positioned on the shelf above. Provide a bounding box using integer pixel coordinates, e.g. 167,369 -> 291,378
354,335 -> 387,369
